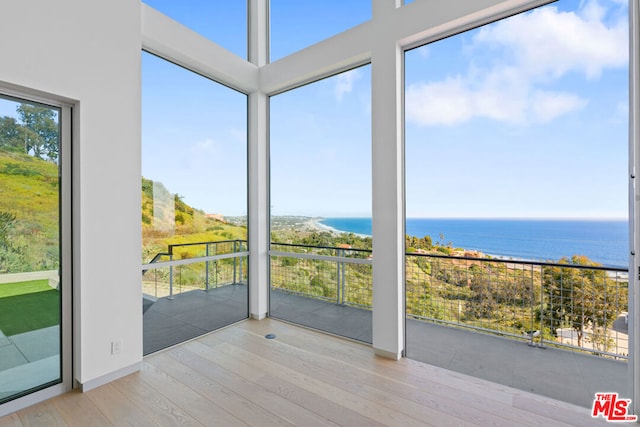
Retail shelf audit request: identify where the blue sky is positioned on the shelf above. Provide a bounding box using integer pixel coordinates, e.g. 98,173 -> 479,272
405,0 -> 629,219
270,66 -> 372,217
0,98 -> 19,118
139,0 -> 628,219
141,52 -> 247,216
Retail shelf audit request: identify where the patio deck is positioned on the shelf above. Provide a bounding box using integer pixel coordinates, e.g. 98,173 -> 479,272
143,284 -> 248,355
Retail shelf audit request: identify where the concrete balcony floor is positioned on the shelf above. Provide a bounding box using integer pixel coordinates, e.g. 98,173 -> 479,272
143,284 -> 248,355
143,287 -> 627,409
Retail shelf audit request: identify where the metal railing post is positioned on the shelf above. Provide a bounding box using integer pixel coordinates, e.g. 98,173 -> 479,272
205,243 -> 210,291
168,254 -> 174,300
336,249 -> 342,305
529,265 -> 535,336
340,249 -> 347,305
539,266 -> 546,348
233,240 -> 238,284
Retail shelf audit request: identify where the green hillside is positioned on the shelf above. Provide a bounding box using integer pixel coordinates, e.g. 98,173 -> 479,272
0,151 -> 248,271
0,150 -> 59,273
141,177 -> 247,262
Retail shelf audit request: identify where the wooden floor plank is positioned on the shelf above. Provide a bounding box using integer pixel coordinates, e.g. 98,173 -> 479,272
148,352 -> 294,427
17,400 -> 67,427
241,319 -> 520,408
138,362 -> 247,427
190,339 -> 432,427
206,327 -> 476,426
0,413 -> 23,427
214,323 -> 559,427
2,318 -> 613,426
159,346 -> 339,427
51,391 -> 112,427
169,343 -> 383,427
111,373 -> 203,427
84,382 -> 158,427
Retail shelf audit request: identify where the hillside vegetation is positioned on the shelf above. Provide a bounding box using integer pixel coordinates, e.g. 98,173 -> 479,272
0,150 -> 59,273
141,177 -> 247,262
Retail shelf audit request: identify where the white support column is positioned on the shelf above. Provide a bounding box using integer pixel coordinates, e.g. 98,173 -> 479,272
248,0 -> 269,319
630,0 -> 640,416
371,0 -> 405,359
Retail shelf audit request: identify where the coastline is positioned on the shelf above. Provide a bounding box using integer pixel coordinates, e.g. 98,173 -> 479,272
311,217 -> 628,268
313,218 -> 371,238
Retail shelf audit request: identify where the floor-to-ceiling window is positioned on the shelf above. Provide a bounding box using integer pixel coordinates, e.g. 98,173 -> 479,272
141,52 -> 249,355
404,0 -> 629,407
0,93 -> 70,405
269,65 -> 373,342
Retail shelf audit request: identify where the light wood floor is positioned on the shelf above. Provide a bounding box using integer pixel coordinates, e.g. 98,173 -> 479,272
0,318 -> 611,426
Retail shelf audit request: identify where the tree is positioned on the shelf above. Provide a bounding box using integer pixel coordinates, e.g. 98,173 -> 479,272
467,269 -> 497,319
406,234 -> 432,251
542,255 -> 613,347
16,104 -> 59,161
0,116 -> 24,153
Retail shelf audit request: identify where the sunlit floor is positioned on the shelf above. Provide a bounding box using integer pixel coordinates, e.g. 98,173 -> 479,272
1,318 -> 612,426
271,291 -> 628,409
142,287 -> 627,408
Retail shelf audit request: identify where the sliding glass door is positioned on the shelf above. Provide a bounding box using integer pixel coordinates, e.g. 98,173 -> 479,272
0,93 -> 70,406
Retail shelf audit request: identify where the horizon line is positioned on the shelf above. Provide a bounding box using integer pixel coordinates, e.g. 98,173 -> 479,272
278,215 -> 629,221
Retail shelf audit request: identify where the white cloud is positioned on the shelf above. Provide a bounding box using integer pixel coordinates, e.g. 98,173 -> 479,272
473,1 -> 627,80
193,138 -> 218,153
406,77 -> 588,126
406,0 -> 626,127
529,90 -> 589,123
334,69 -> 361,102
406,77 -> 473,126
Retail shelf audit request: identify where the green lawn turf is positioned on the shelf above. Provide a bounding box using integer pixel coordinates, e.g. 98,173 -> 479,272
0,279 -> 60,336
0,279 -> 52,298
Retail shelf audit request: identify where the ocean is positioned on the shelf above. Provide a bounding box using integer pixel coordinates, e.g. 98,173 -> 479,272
318,218 -> 629,268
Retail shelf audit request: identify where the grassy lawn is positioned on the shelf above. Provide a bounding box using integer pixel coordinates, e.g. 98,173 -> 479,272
0,279 -> 59,336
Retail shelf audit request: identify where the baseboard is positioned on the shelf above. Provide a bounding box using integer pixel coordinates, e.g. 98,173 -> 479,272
77,362 -> 141,393
250,312 -> 267,320
374,347 -> 402,361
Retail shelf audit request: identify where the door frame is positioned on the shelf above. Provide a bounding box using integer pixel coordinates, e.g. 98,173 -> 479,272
0,86 -> 73,417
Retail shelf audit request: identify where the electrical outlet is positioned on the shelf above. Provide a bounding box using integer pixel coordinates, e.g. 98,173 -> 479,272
111,340 -> 122,355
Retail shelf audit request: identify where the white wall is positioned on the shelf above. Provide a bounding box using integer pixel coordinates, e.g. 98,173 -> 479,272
0,0 -> 142,385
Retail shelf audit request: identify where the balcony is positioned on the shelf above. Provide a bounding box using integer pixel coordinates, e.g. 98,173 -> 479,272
140,241 -> 629,409
270,243 -> 629,408
141,240 -> 249,355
